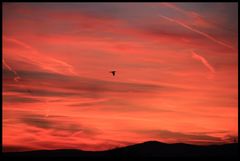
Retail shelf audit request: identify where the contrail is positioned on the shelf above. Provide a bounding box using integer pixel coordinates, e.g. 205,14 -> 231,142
161,3 -> 236,34
159,14 -> 234,50
191,51 -> 215,73
161,3 -> 186,13
3,58 -> 21,82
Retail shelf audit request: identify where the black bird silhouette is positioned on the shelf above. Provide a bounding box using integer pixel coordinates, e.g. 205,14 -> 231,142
110,71 -> 116,76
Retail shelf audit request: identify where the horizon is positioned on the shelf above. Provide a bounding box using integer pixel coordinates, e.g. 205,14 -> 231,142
4,140 -> 238,153
2,2 -> 238,152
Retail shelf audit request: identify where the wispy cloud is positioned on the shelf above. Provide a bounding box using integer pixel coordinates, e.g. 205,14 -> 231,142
3,69 -> 182,102
3,36 -> 78,76
191,51 -> 215,73
2,58 -> 21,82
3,95 -> 41,103
16,113 -> 101,137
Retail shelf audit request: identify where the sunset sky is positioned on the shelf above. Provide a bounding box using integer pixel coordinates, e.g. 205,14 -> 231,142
2,3 -> 238,152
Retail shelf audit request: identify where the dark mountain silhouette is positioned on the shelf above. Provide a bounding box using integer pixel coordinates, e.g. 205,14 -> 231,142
3,141 -> 238,157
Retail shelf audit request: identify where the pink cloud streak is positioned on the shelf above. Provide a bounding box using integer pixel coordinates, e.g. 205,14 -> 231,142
191,51 -> 215,73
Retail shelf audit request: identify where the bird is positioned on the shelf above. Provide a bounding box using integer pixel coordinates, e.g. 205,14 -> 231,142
110,71 -> 116,76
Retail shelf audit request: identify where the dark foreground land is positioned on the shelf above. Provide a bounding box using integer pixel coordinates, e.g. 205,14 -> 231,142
3,141 -> 238,157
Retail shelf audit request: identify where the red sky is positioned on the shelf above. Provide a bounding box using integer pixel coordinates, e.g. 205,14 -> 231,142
2,3 -> 238,152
